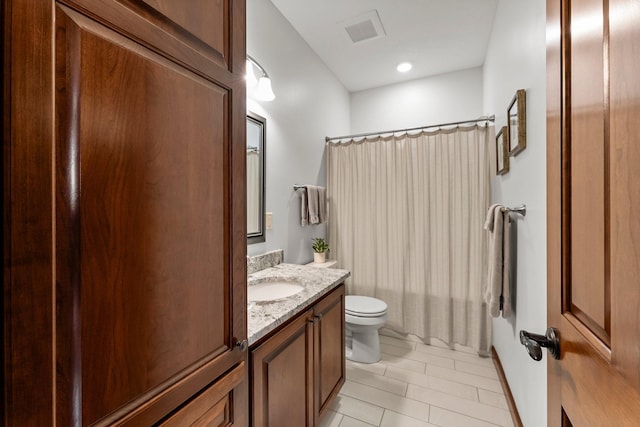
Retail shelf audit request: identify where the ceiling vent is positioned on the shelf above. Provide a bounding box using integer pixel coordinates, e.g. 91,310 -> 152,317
341,10 -> 386,44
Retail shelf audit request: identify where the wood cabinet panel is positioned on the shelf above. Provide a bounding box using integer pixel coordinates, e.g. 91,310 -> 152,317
250,284 -> 346,427
568,0 -> 609,341
159,363 -> 245,427
57,0 -> 243,81
3,0 -> 55,425
139,0 -> 227,58
55,7 -> 237,423
251,312 -> 314,427
313,286 -> 345,421
4,0 -> 247,425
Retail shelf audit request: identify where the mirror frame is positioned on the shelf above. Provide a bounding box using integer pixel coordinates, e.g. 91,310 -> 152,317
247,111 -> 266,244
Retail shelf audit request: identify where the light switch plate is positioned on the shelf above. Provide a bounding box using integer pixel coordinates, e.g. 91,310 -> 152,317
265,212 -> 273,230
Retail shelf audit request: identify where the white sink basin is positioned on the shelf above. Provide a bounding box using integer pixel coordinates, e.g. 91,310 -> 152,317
248,281 -> 304,302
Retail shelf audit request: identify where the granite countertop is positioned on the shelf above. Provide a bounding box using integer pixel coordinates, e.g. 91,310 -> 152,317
247,263 -> 350,346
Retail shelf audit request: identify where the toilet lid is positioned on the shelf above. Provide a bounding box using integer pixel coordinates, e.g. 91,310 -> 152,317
345,295 -> 387,317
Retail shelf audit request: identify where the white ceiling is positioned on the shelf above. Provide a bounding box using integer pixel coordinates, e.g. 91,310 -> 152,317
270,0 -> 499,92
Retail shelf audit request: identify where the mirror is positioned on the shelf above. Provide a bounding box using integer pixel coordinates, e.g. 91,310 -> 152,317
247,112 -> 266,244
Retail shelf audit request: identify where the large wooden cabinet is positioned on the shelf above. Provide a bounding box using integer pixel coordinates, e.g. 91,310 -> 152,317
250,285 -> 345,427
3,1 -> 247,425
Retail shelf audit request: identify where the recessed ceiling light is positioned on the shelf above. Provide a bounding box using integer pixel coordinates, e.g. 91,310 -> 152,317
397,62 -> 412,72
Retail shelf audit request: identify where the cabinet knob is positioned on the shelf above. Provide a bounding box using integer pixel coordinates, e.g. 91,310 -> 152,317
309,314 -> 323,325
235,338 -> 248,352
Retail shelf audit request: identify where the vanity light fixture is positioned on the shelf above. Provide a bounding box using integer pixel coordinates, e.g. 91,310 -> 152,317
246,55 -> 276,102
396,62 -> 412,73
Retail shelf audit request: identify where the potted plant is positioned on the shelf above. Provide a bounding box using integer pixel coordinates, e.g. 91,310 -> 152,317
312,237 -> 330,263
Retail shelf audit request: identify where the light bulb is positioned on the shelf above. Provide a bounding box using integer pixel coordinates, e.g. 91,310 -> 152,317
396,62 -> 412,72
246,59 -> 258,89
254,76 -> 275,101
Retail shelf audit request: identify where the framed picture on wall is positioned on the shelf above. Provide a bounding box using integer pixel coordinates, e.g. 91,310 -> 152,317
496,126 -> 509,175
508,89 -> 526,156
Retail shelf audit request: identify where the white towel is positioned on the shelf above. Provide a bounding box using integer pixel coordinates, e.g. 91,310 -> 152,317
484,204 -> 512,318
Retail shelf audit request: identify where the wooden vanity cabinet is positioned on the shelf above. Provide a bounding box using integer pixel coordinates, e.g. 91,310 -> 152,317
250,284 -> 345,427
251,310 -> 315,427
312,284 -> 346,421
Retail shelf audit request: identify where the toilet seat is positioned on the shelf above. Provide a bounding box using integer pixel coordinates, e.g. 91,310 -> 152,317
345,295 -> 387,318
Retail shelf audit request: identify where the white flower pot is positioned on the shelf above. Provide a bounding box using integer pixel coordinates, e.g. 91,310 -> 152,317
313,252 -> 326,263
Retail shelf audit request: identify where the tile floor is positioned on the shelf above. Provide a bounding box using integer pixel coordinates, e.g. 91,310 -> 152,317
320,331 -> 515,427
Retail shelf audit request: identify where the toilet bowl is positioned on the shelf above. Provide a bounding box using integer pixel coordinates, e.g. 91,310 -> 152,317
345,295 -> 388,364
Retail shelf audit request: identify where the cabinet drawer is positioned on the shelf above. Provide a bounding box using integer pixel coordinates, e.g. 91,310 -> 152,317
160,363 -> 245,427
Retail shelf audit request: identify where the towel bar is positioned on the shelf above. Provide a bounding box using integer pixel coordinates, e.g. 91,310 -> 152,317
502,204 -> 526,216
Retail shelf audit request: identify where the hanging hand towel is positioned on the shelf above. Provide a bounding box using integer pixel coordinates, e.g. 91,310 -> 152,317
484,204 -> 507,317
299,185 -> 327,225
300,187 -> 309,226
317,186 -> 327,224
307,185 -> 320,224
501,212 -> 512,318
305,185 -> 327,225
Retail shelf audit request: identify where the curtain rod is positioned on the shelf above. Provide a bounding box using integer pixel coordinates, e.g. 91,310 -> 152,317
324,115 -> 495,142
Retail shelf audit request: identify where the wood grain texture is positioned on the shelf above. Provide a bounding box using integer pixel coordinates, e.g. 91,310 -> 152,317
568,0 -> 608,338
313,285 -> 345,423
558,316 -> 640,426
159,363 -> 245,427
4,1 -> 55,425
5,0 -> 247,425
56,7 -> 231,423
548,0 -> 640,425
609,0 -> 640,393
58,0 -> 237,80
1,0 -> 6,417
140,0 -> 226,56
251,311 -> 314,427
249,285 -> 346,427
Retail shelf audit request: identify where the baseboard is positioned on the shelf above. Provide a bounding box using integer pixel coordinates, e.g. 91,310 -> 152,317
491,346 -> 524,427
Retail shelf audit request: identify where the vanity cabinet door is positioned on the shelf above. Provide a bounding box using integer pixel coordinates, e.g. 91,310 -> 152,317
251,310 -> 314,427
249,284 -> 346,427
313,284 -> 346,424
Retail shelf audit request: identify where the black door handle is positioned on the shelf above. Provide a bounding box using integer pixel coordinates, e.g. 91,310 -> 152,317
519,328 -> 560,361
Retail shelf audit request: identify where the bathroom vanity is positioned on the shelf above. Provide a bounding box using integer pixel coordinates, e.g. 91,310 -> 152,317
247,263 -> 350,427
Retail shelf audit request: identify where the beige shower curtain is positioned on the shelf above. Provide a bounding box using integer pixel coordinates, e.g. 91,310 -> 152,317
327,125 -> 493,354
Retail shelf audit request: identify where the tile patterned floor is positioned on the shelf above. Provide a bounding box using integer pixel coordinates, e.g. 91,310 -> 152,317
320,331 -> 515,427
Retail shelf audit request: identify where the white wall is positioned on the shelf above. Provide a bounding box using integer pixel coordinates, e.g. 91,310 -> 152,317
483,1 -> 547,426
247,0 -> 350,263
350,67 -> 484,134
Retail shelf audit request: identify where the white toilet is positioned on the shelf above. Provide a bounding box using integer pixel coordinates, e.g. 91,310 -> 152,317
345,295 -> 388,364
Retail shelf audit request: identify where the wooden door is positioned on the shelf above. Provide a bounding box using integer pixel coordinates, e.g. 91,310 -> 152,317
3,0 -> 247,425
313,285 -> 345,425
251,311 -> 314,427
547,0 -> 640,425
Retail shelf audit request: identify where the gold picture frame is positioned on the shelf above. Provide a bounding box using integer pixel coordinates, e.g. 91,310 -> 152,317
508,89 -> 526,156
496,126 -> 509,175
